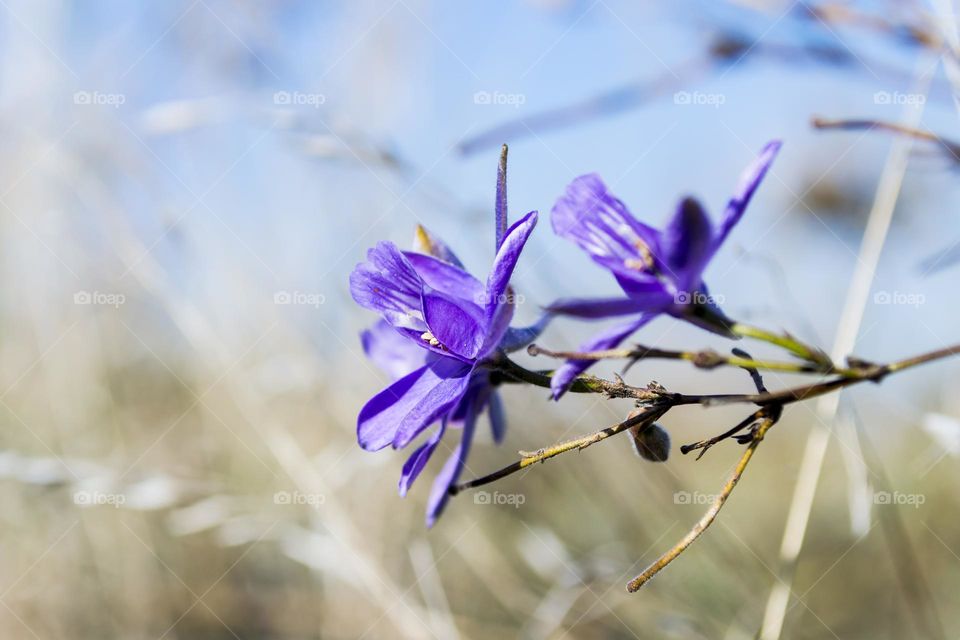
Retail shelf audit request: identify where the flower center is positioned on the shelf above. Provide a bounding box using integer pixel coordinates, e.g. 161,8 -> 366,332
624,240 -> 657,273
420,331 -> 443,349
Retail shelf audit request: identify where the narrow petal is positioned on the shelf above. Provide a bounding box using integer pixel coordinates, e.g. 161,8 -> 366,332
483,295 -> 515,356
413,225 -> 464,268
360,320 -> 429,381
715,140 -> 782,248
350,242 -> 425,330
422,289 -> 486,359
550,314 -> 655,399
426,401 -> 479,527
499,312 -> 554,353
357,358 -> 472,451
551,174 -> 662,281
615,273 -> 669,296
547,293 -> 670,319
488,390 -> 506,444
660,197 -> 714,290
403,251 -> 483,302
481,211 -> 538,353
398,421 -> 446,497
495,144 -> 508,250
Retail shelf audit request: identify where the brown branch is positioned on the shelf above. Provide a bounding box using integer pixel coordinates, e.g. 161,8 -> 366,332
448,404 -> 669,495
468,344 -> 960,494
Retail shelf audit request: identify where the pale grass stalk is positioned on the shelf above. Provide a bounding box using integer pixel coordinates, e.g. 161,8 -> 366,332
91,184 -> 434,639
759,62 -> 932,640
409,540 -> 461,640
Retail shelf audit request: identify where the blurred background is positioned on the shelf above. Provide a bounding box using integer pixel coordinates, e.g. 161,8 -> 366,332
2,0 -> 960,637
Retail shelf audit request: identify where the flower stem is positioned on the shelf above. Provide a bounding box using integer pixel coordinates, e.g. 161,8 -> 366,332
527,343 -> 852,376
730,322 -> 834,369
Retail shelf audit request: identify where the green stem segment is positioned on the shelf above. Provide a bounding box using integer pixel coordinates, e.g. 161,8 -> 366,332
730,322 -> 834,369
527,344 -> 858,376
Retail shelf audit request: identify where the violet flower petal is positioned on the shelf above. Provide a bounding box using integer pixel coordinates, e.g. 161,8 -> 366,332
357,358 -> 472,451
481,210 -> 538,354
425,400 -> 478,527
398,421 -> 446,497
660,197 -> 714,291
715,140 -> 782,249
487,390 -> 506,444
500,312 -> 554,353
551,174 -> 662,282
547,293 -> 671,319
550,313 -> 655,399
422,289 -> 486,359
403,252 -> 483,302
361,319 -> 429,381
350,242 -> 425,330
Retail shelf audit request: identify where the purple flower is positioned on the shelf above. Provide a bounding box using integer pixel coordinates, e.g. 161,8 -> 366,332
351,166 -> 546,526
548,141 -> 782,398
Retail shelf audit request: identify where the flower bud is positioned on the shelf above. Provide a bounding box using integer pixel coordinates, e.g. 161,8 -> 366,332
628,410 -> 670,462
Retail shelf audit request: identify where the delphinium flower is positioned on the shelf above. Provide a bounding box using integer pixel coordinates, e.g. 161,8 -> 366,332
547,141 -> 782,398
350,151 -> 547,526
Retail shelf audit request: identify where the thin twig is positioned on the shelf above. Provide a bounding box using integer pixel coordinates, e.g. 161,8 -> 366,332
490,342 -> 960,408
812,116 -> 960,163
626,415 -> 779,591
527,343 -> 848,375
762,77 -> 931,640
449,405 -> 669,495
467,343 -> 960,495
